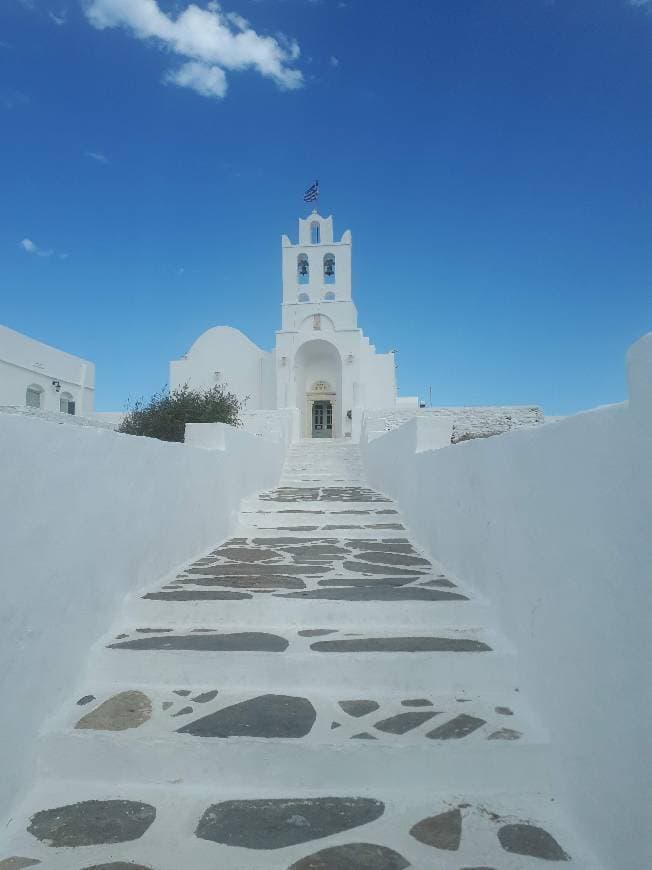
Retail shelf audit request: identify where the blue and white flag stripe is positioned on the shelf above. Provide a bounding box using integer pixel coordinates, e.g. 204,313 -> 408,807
304,180 -> 319,202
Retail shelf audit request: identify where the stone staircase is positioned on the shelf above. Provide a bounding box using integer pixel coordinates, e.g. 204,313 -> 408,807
0,441 -> 599,869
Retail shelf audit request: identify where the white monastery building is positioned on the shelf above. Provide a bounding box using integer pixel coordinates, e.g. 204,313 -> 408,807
0,323 -> 94,416
171,211 -> 399,439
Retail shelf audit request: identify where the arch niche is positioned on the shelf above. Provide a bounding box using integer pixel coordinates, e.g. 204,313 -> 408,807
293,339 -> 342,438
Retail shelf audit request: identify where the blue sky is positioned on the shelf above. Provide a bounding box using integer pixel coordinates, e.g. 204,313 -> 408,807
1,0 -> 651,414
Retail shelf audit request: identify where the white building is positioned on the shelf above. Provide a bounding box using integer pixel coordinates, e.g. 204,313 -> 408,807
171,211 -> 398,438
0,324 -> 95,416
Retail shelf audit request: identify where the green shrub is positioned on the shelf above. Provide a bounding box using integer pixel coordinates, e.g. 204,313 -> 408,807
118,384 -> 244,443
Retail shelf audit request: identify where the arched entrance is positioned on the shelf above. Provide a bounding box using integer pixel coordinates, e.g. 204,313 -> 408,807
293,339 -> 342,438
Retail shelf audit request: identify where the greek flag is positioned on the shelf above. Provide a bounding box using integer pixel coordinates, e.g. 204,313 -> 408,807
303,180 -> 319,203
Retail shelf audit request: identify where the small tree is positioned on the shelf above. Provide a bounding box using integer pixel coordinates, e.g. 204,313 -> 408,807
119,384 -> 244,443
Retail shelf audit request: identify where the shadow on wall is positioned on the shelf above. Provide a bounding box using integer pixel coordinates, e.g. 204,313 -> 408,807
0,418 -> 290,827
360,333 -> 652,870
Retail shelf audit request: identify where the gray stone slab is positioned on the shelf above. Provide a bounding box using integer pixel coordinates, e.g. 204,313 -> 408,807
498,823 -> 570,860
171,706 -> 193,717
426,714 -> 486,739
252,537 -> 334,545
355,552 -> 430,567
108,633 -> 288,652
401,699 -> 433,707
323,525 -> 364,530
279,588 -> 467,602
318,576 -> 414,588
82,864 -> 154,870
366,523 -> 405,529
374,711 -> 438,734
192,690 -> 219,703
0,860 -> 41,869
338,700 -> 380,717
143,590 -> 252,600
312,637 -> 490,653
342,561 -> 426,577
410,807 -> 462,850
195,797 -> 384,849
495,706 -> 514,716
76,691 -> 151,732
178,694 -> 316,738
185,575 -> 306,590
185,563 -> 325,576
329,510 -> 372,515
298,629 -> 338,636
288,842 -> 410,869
349,542 -> 416,553
215,547 -> 282,562
76,695 -> 95,706
27,800 -> 156,847
273,526 -> 320,531
277,510 -> 325,514
488,728 -> 522,740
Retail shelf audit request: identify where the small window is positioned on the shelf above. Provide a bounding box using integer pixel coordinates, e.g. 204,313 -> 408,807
297,253 -> 309,284
26,384 -> 43,409
60,392 -> 75,415
323,253 -> 335,283
310,222 -> 320,244
323,291 -> 336,301
298,292 -> 310,302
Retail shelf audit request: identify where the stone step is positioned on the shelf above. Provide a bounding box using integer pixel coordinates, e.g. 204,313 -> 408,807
38,732 -> 553,797
85,628 -> 517,696
1,780 -> 601,870
51,684 -> 540,744
124,594 -> 492,631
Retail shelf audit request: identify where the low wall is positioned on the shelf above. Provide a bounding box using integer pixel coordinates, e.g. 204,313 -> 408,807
0,414 -> 288,822
361,334 -> 652,870
365,404 -> 544,443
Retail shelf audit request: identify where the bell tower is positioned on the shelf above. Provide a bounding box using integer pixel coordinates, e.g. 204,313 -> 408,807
280,211 -> 355,331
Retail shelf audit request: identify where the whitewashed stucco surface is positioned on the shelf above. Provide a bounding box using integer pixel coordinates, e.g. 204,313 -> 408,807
361,334 -> 652,870
0,414 -> 288,824
0,323 -> 95,414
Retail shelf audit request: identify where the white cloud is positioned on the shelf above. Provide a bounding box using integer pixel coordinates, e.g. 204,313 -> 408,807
629,0 -> 651,6
85,150 -> 109,164
82,0 -> 303,100
49,8 -> 68,25
330,55 -> 339,67
164,61 -> 227,99
20,238 -> 68,259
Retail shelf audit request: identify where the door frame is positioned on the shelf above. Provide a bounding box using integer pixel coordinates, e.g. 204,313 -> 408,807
305,390 -> 337,438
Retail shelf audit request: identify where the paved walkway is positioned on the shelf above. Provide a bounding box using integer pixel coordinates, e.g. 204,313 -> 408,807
1,441 -> 593,869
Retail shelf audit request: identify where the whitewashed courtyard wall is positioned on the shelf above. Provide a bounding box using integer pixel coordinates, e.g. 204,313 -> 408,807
360,334 -> 652,870
0,415 -> 289,824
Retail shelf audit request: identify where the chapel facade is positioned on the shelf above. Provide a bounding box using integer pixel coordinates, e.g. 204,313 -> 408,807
170,212 -> 398,438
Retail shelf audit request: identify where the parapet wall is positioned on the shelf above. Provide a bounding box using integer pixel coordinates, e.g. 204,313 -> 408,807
365,405 -> 544,443
0,415 -> 289,824
361,334 -> 651,870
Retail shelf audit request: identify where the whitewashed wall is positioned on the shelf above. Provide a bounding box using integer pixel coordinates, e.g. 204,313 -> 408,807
0,414 -> 288,824
361,333 -> 652,870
